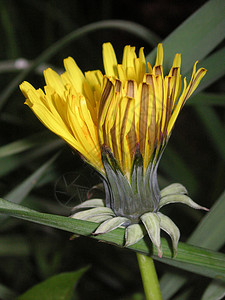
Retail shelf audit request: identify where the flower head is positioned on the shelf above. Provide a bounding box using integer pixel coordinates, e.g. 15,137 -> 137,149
20,43 -> 207,257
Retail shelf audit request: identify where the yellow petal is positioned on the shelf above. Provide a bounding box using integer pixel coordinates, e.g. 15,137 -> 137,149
103,43 -> 118,78
155,43 -> 163,66
43,68 -> 65,98
63,57 -> 85,94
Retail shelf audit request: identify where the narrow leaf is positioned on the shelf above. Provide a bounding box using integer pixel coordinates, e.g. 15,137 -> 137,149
187,92 -> 225,106
160,190 -> 225,299
4,153 -> 59,203
0,198 -> 224,280
0,131 -> 58,158
201,280 -> 225,300
147,0 -> 225,74
17,268 -> 88,300
0,153 -> 59,223
0,139 -> 62,177
194,105 -> 225,160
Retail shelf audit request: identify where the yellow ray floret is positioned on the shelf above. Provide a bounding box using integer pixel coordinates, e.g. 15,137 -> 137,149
20,43 -> 206,177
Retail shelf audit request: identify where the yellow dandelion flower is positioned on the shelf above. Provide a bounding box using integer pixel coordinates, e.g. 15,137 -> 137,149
20,43 -> 208,257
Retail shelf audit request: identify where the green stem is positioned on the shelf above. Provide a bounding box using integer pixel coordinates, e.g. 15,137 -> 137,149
137,253 -> 162,300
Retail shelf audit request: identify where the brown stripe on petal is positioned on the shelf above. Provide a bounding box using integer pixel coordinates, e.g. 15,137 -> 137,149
170,68 -> 178,106
154,65 -> 162,76
145,74 -> 154,88
126,80 -> 135,98
110,123 -> 120,162
145,74 -> 156,141
98,78 -> 113,119
156,74 -> 164,137
115,79 -> 122,93
139,83 -> 149,153
120,99 -> 131,168
102,123 -> 108,147
148,117 -> 156,159
163,77 -> 173,135
126,115 -> 137,158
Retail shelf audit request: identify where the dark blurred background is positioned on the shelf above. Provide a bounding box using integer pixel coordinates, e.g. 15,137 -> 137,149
0,1 -> 224,299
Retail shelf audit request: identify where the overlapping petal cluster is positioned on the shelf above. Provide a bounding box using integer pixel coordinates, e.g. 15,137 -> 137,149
20,43 -> 207,257
20,43 -> 206,176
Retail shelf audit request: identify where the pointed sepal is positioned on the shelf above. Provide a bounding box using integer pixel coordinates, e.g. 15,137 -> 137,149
141,212 -> 162,257
160,183 -> 187,198
158,194 -> 209,211
93,216 -> 130,235
157,212 -> 180,257
84,215 -> 113,223
70,207 -> 114,220
125,224 -> 145,247
71,199 -> 105,211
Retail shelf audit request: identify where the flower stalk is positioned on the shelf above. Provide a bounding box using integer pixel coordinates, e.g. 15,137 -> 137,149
137,253 -> 162,300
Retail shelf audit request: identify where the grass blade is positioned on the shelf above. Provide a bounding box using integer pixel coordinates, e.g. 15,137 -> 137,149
0,153 -> 59,223
160,190 -> 225,299
0,139 -> 63,177
187,92 -> 225,106
17,268 -> 88,300
0,131 -> 59,158
147,0 -> 225,74
4,153 -> 59,203
194,105 -> 225,160
201,280 -> 225,300
0,198 -> 224,280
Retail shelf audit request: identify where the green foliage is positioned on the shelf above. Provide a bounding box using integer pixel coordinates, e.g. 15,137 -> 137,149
0,0 -> 224,299
17,268 -> 88,300
0,197 -> 225,281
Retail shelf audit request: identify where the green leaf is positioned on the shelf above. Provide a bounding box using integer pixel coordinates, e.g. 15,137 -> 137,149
0,139 -> 62,176
0,198 -> 224,281
201,280 -> 225,300
0,131 -> 59,158
188,190 -> 225,250
17,268 -> 88,300
0,153 -> 59,222
187,92 -> 225,106
194,105 -> 225,160
147,0 -> 225,74
160,190 -> 225,299
4,153 -> 59,203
